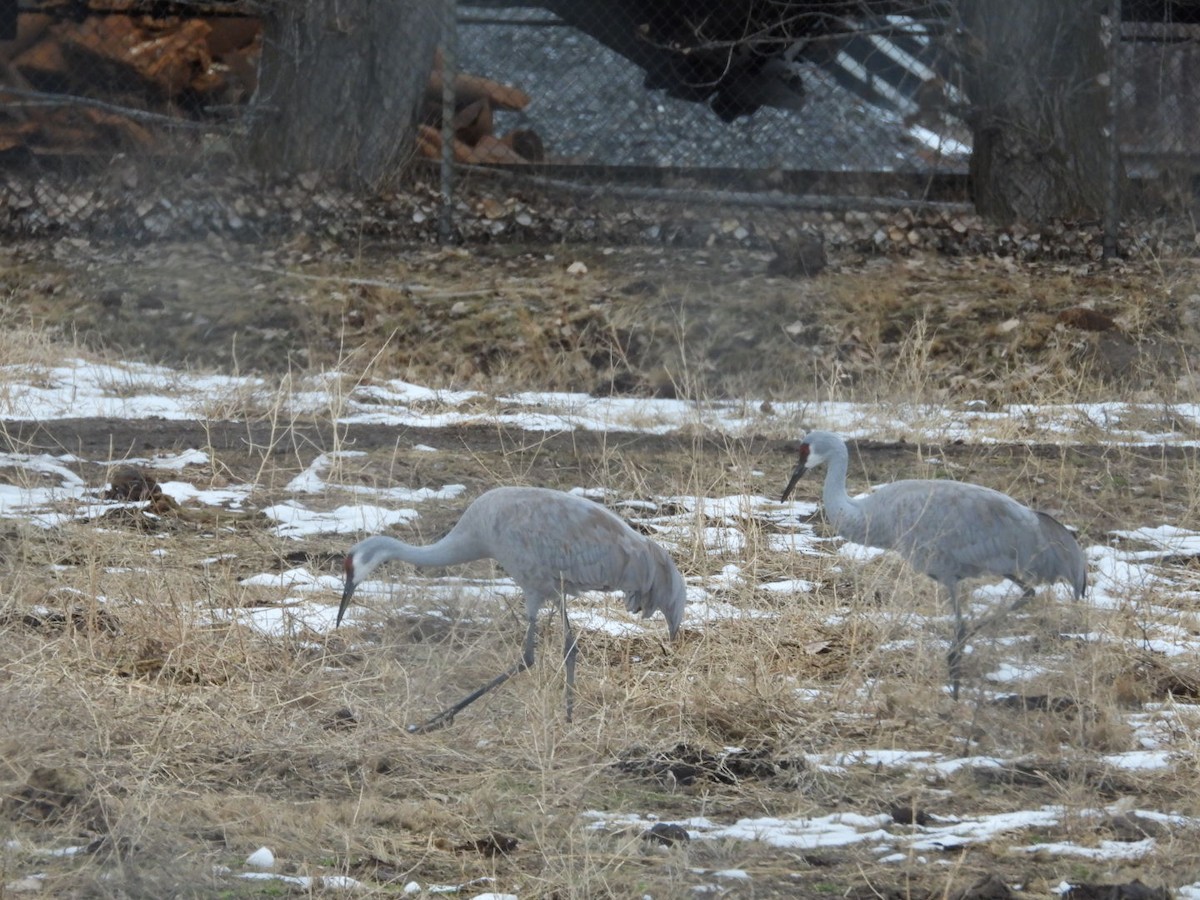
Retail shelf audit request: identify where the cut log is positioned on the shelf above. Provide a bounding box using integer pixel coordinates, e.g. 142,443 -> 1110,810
499,129 -> 544,163
417,123 -> 474,163
469,133 -> 529,165
450,96 -> 492,146
427,47 -> 529,111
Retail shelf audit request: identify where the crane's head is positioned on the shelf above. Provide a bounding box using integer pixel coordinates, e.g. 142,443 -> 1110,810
337,553 -> 358,628
337,536 -> 388,628
780,432 -> 833,502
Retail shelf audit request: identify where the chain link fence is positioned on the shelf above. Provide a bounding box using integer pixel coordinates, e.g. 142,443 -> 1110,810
1118,0 -> 1200,212
456,2 -> 967,174
0,1 -> 1196,241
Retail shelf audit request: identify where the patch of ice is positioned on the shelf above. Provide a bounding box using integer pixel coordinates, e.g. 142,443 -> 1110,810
239,872 -> 364,890
1101,750 -> 1172,771
1112,524 -> 1200,556
1012,837 -> 1156,860
985,661 -> 1051,683
684,595 -> 777,625
109,448 -> 210,470
812,749 -> 938,768
908,807 -> 1065,851
214,601 -> 341,636
708,813 -> 892,850
241,568 -> 342,592
262,501 -> 418,538
158,480 -> 252,508
765,531 -> 826,554
758,578 -> 816,593
714,873 -> 750,887
838,542 -> 889,562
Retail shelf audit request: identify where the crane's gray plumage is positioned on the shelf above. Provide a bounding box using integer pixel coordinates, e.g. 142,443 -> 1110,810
339,486 -> 686,732
781,431 -> 1086,695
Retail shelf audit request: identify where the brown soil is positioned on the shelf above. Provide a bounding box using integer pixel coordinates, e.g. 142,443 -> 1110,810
3,234 -> 1196,402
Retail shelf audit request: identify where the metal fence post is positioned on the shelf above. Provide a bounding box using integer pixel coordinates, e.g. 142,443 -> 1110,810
1103,0 -> 1121,260
439,0 -> 458,245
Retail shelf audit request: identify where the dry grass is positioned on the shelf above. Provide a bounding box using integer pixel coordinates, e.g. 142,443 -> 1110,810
2,425 -> 1199,898
4,235 -> 1200,406
2,239 -> 1200,897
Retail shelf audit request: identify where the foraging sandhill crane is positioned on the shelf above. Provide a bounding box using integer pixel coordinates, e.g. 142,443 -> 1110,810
338,486 -> 686,733
780,431 -> 1086,696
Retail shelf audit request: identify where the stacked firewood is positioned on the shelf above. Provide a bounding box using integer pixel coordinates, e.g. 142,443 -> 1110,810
0,14 -> 259,153
0,15 -> 543,163
418,48 -> 544,165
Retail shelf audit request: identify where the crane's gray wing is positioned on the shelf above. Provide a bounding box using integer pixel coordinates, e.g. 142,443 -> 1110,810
856,481 -> 1042,584
1030,511 -> 1087,598
620,537 -> 686,638
485,491 -> 685,635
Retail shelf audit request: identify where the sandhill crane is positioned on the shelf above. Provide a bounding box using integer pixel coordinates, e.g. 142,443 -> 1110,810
339,486 -> 686,733
780,431 -> 1086,696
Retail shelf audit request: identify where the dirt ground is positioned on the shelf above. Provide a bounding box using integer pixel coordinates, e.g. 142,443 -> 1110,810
3,217 -> 1200,897
3,229 -> 1197,403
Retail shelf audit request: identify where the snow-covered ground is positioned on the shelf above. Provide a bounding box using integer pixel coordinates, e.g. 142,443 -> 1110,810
4,357 -> 1200,896
2,357 -> 1197,446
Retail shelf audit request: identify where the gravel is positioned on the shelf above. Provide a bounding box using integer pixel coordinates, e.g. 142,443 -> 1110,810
458,11 -> 959,172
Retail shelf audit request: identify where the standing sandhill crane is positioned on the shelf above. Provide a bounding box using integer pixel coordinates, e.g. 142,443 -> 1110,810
780,431 -> 1086,696
339,486 -> 686,733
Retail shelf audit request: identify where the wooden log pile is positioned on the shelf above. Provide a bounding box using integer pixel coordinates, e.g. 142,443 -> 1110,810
417,48 -> 543,165
0,13 -> 543,163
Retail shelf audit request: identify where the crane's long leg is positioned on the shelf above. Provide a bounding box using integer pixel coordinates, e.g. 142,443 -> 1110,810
408,617 -> 539,735
945,581 -> 966,700
952,579 -> 1050,698
966,577 -> 1037,641
1010,577 -> 1036,600
561,601 -> 578,723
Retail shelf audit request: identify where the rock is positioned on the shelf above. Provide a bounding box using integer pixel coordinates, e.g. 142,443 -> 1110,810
1057,307 -> 1117,331
245,846 -> 275,869
889,803 -> 931,826
454,832 -> 519,856
324,707 -> 358,731
1065,880 -> 1170,900
951,873 -> 1013,900
104,465 -> 160,501
767,232 -> 827,277
3,766 -> 89,823
643,823 -> 690,845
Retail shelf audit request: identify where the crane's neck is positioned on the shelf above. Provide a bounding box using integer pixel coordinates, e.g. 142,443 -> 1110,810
359,529 -> 486,576
819,440 -> 868,543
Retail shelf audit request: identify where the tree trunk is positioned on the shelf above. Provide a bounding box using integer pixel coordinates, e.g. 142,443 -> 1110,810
957,0 -> 1117,224
246,0 -> 442,188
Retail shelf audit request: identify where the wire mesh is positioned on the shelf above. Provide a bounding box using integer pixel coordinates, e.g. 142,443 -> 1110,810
0,1 -> 1196,235
455,3 -> 968,174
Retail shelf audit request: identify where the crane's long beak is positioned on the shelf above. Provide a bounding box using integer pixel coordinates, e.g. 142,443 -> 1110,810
336,557 -> 356,628
338,578 -> 355,628
780,461 -> 808,502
